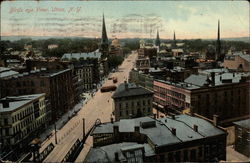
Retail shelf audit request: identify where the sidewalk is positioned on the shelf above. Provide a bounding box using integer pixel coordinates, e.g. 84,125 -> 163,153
39,94 -> 92,145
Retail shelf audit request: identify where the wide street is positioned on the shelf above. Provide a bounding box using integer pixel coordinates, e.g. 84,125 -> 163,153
43,51 -> 138,162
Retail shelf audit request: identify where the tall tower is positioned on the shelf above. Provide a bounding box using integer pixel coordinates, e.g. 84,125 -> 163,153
216,20 -> 221,60
173,30 -> 177,48
100,14 -> 109,57
155,30 -> 161,47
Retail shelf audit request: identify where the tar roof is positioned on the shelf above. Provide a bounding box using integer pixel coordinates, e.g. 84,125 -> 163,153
184,73 -> 250,87
91,115 -> 225,147
0,94 -> 45,113
112,83 -> 153,99
233,119 -> 250,129
85,142 -> 154,163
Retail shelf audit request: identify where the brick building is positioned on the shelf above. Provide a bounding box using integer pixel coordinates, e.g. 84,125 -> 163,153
223,53 -> 250,72
0,69 -> 75,121
153,72 -> 250,126
86,115 -> 227,162
233,119 -> 250,157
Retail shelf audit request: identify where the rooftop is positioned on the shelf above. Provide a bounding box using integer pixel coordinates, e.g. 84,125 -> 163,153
61,50 -> 102,60
233,119 -> 250,129
0,67 -> 19,79
0,94 -> 45,113
112,82 -> 153,99
91,115 -> 225,147
85,142 -> 154,163
185,72 -> 250,87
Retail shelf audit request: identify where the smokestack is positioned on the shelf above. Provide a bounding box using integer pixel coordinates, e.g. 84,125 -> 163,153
111,117 -> 114,123
171,128 -> 176,135
193,124 -> 198,132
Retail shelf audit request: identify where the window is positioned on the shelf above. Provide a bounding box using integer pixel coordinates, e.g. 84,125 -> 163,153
183,150 -> 188,161
198,147 -> 203,157
175,151 -> 181,162
168,152 -> 173,162
4,118 -> 9,125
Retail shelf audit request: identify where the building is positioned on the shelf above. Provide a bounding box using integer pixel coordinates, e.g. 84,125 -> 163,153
0,94 -> 50,152
138,48 -> 157,59
0,67 -> 19,80
25,59 -> 70,71
153,72 -> 250,126
48,44 -> 58,50
86,115 -> 227,162
109,38 -> 123,58
223,53 -> 250,72
73,62 -> 96,91
129,69 -> 154,92
112,82 -> 153,121
0,69 -> 75,121
135,58 -> 150,71
233,119 -> 250,157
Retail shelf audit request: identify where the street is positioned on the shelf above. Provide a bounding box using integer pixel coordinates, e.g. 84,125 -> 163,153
43,52 -> 138,162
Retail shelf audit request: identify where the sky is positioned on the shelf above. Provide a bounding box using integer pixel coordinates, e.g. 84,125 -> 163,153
1,1 -> 249,39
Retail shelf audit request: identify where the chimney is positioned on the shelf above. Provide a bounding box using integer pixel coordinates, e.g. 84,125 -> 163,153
113,125 -> 119,135
213,115 -> 219,126
153,114 -> 156,119
211,72 -> 215,86
111,117 -> 114,123
2,101 -> 9,108
220,76 -> 222,81
124,81 -> 128,91
171,128 -> 176,135
193,124 -> 198,132
115,152 -> 119,162
172,115 -> 175,120
135,126 -> 140,133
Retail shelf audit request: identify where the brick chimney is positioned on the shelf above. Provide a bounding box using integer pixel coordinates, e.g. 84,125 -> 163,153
171,128 -> 176,135
193,124 -> 198,132
213,115 -> 219,126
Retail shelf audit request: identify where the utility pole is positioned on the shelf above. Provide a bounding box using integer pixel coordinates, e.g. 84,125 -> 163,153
82,118 -> 85,140
54,123 -> 57,144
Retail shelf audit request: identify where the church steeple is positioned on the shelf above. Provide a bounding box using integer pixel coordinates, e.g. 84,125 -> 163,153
101,14 -> 108,45
173,30 -> 177,48
216,20 -> 221,60
100,14 -> 109,56
155,30 -> 161,47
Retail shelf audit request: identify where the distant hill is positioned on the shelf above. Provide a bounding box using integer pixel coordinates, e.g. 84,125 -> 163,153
1,35 -> 249,43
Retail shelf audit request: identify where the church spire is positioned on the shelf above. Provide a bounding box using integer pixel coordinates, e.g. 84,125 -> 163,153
216,19 -> 221,60
101,13 -> 108,45
155,30 -> 161,47
173,30 -> 177,48
100,13 -> 109,56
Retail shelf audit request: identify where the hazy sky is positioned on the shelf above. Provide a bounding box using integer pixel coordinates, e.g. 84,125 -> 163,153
1,1 -> 249,39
